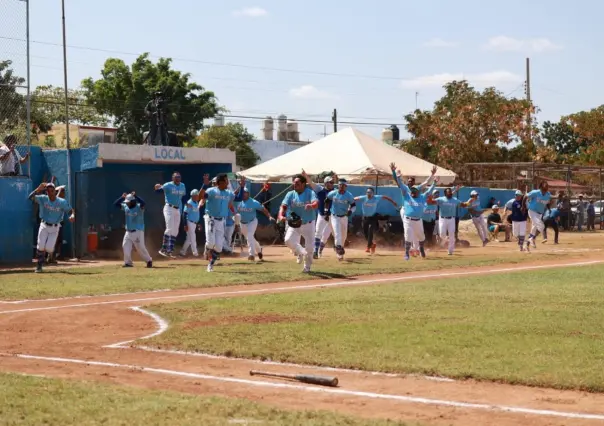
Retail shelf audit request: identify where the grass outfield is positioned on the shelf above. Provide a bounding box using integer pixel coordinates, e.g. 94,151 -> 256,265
0,373 -> 408,426
0,249 -> 558,300
145,264 -> 604,392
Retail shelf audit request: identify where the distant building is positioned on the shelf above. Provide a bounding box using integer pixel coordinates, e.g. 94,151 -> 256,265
36,124 -> 117,147
249,139 -> 311,164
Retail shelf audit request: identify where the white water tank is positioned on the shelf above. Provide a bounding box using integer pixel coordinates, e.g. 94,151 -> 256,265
382,127 -> 393,143
277,114 -> 287,141
287,120 -> 299,141
214,114 -> 225,127
262,116 -> 274,140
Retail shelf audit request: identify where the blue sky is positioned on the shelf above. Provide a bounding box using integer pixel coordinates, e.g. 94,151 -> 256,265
6,0 -> 604,141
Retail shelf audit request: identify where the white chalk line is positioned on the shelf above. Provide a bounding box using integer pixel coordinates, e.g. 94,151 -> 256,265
1,260 -> 602,315
105,307 -> 454,382
0,289 -> 171,305
3,352 -> 604,421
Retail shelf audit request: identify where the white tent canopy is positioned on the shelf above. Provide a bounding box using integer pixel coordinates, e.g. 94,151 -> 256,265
240,127 -> 457,184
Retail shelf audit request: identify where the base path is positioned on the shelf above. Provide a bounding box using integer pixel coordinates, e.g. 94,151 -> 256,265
2,257 -> 604,425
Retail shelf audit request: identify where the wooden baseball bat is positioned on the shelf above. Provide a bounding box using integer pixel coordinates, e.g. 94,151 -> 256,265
250,370 -> 338,387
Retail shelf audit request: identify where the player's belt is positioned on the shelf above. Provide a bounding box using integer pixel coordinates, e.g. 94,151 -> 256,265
128,229 -> 138,232
407,217 -> 421,221
42,221 -> 59,227
441,216 -> 454,219
336,214 -> 347,217
167,204 -> 179,209
210,216 -> 223,221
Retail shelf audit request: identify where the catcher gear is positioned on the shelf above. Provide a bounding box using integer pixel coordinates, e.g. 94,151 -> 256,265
288,212 -> 302,229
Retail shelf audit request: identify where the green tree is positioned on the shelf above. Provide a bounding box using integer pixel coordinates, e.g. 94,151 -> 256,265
404,80 -> 536,172
30,85 -> 108,134
540,120 -> 584,158
194,123 -> 259,168
0,60 -> 26,139
81,53 -> 221,144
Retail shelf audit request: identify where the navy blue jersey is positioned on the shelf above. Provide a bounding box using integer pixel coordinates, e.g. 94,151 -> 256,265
510,199 -> 528,222
316,188 -> 329,216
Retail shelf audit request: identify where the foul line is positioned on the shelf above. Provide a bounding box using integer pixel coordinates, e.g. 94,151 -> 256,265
106,307 -> 454,382
0,289 -> 171,305
1,260 -> 602,315
2,352 -> 604,421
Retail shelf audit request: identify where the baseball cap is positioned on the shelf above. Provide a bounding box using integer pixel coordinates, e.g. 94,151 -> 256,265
190,189 -> 199,196
55,185 -> 66,192
45,183 -> 55,189
410,186 -> 419,193
492,205 -> 499,209
515,190 -> 523,196
432,189 -> 440,195
243,187 -> 250,193
324,176 -> 333,183
470,190 -> 478,196
338,178 -> 348,185
125,194 -> 135,202
211,177 -> 217,183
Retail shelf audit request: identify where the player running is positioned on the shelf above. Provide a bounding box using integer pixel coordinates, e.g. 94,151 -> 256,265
301,172 -> 335,259
525,182 -> 552,250
354,188 -> 397,254
324,178 -> 355,261
434,185 -> 467,255
278,174 -> 318,273
200,173 -> 235,272
28,182 -> 75,273
114,192 -> 153,268
467,190 -> 490,247
154,172 -> 186,258
180,189 -> 201,257
234,177 -> 275,261
390,162 -> 437,260
509,190 -> 529,251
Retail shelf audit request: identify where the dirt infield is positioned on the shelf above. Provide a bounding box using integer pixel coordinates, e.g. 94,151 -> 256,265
2,250 -> 604,425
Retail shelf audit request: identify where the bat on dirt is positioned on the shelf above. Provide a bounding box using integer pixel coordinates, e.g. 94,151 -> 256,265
249,370 -> 338,387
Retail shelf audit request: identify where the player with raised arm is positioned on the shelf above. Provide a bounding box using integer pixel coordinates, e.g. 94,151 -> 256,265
525,181 -> 552,250
114,191 -> 153,268
467,190 -> 490,247
180,189 -> 201,257
434,185 -> 468,256
301,171 -> 335,259
324,178 -> 355,261
354,188 -> 397,254
154,172 -> 186,258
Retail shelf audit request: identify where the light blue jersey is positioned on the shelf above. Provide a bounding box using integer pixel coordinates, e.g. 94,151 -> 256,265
204,187 -> 235,218
468,198 -> 483,217
423,203 -> 437,222
281,188 -> 317,223
122,203 -> 145,231
327,190 -> 355,216
402,193 -> 428,218
35,195 -> 71,224
162,182 -> 186,208
237,198 -> 264,223
436,197 -> 462,218
527,189 -> 552,214
226,215 -> 234,227
505,198 -> 514,210
357,195 -> 383,216
184,199 -> 201,223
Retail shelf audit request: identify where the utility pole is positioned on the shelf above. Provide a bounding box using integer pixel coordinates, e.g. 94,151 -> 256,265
415,92 -> 419,110
332,108 -> 337,133
525,57 -> 532,148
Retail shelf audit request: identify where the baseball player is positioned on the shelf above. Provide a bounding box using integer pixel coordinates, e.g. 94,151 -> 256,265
46,184 -> 66,265
324,178 -> 356,261
154,172 -> 186,258
467,190 -> 490,247
234,177 -> 275,261
199,173 -> 235,272
278,173 -> 318,273
422,189 -> 439,247
525,182 -> 552,249
509,190 -> 529,251
302,172 -> 335,259
114,192 -> 153,268
28,182 -> 75,273
434,185 -> 467,255
390,163 -> 436,260
354,188 -> 397,254
180,189 -> 201,257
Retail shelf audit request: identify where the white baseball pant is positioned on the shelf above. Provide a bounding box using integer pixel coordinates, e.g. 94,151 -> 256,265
403,217 -> 425,246
314,214 -> 332,243
330,215 -> 348,248
439,217 -> 456,253
472,216 -> 489,242
223,224 -> 235,252
163,204 -> 181,237
285,221 -> 315,268
37,222 -> 60,252
528,210 -> 545,235
241,218 -> 262,257
123,230 -> 152,264
512,221 -> 527,238
204,215 -> 226,253
181,220 -> 198,256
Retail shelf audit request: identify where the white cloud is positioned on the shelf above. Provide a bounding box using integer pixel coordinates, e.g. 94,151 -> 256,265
289,85 -> 336,100
400,71 -> 522,89
423,38 -> 459,48
484,36 -> 562,53
232,7 -> 268,17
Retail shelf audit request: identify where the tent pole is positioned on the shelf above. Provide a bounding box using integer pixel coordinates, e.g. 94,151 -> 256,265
375,173 -> 378,194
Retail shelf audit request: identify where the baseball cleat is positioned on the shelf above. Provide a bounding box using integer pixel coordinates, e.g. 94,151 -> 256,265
542,238 -> 548,243
302,266 -> 311,273
35,265 -> 43,273
158,249 -> 169,258
207,264 -> 213,272
146,261 -> 153,268
370,243 -> 376,254
123,264 -> 133,268
404,254 -> 410,261
448,251 -> 453,256
297,254 -> 303,264
248,255 -> 255,261
192,253 -> 199,257
365,247 -> 370,253
313,252 -> 319,259
258,250 -> 263,260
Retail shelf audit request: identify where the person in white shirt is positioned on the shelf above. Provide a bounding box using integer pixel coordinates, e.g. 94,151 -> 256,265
0,134 -> 29,176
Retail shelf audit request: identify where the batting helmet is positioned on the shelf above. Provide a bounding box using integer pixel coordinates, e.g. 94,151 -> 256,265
287,212 -> 302,228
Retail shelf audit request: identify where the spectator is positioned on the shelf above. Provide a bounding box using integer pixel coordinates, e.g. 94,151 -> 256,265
558,192 -> 570,230
255,181 -> 272,212
543,201 -> 560,244
576,195 -> 586,231
0,134 -> 29,176
587,199 -> 596,231
487,205 -> 511,242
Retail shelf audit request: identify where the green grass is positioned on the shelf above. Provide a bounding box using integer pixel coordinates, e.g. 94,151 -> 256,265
145,264 -> 604,392
0,249 -> 559,300
0,373 -> 409,426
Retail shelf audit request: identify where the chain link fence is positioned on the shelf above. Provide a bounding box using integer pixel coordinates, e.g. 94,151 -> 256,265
0,0 -> 29,176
